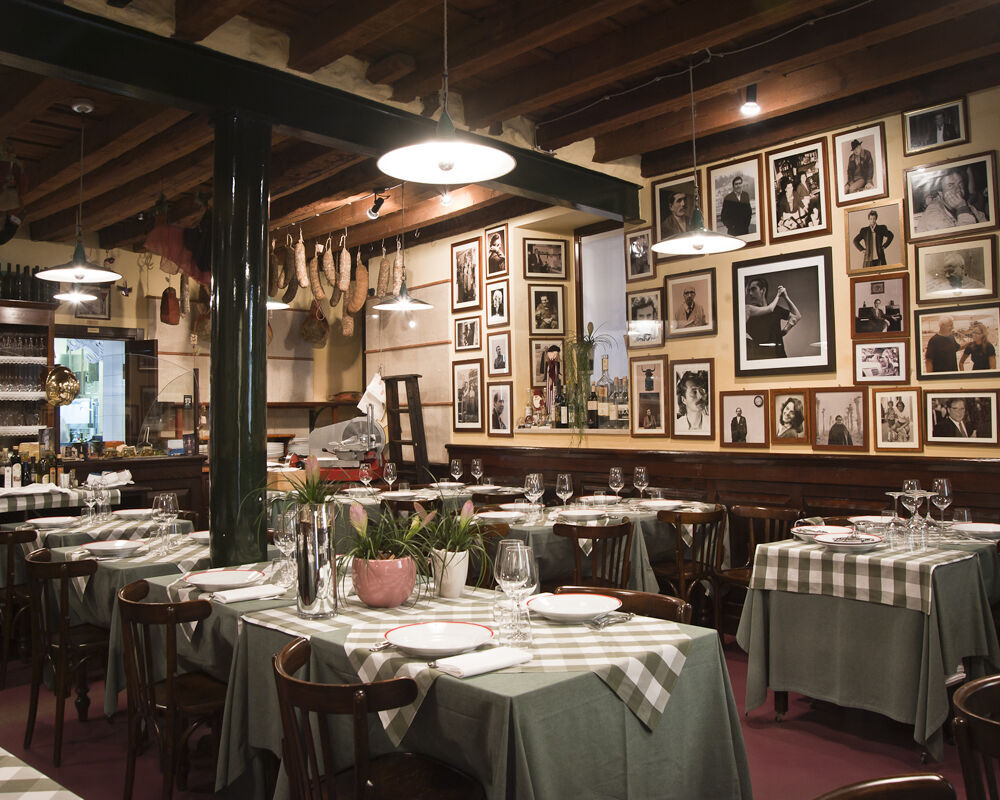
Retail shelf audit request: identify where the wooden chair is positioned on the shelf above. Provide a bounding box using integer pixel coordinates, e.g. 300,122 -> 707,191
811,774 -> 955,799
551,519 -> 633,589
117,579 -> 227,800
651,505 -> 726,605
272,637 -> 485,800
554,585 -> 691,623
23,548 -> 109,767
1,527 -> 36,688
471,491 -> 522,506
650,487 -> 710,503
471,522 -> 509,588
954,674 -> 1000,800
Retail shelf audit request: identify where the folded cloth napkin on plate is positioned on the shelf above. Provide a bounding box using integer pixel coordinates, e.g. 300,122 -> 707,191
212,585 -> 286,604
432,646 -> 531,678
87,469 -> 133,488
0,483 -> 71,496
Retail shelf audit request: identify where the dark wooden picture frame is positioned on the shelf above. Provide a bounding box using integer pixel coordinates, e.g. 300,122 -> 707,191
914,302 -> 1000,380
850,272 -> 909,340
486,330 -> 511,377
528,283 -> 565,336
770,388 -> 810,445
630,354 -> 667,437
486,380 -> 514,437
719,390 -> 769,448
625,287 -> 664,349
625,226 -> 654,282
453,315 -> 481,352
904,151 -> 998,243
651,172 -> 702,262
811,387 -> 868,452
485,279 -> 509,328
832,122 -> 889,207
707,155 -> 766,248
524,238 -> 568,280
485,223 -> 509,278
75,287 -> 112,320
529,337 -> 562,388
872,387 -> 923,452
914,235 -> 998,305
903,97 -> 969,157
451,236 -> 482,313
844,200 -> 905,274
765,137 -> 831,243
665,267 -> 717,339
452,358 -> 484,433
669,357 -> 714,440
853,340 -> 909,385
924,388 -> 998,445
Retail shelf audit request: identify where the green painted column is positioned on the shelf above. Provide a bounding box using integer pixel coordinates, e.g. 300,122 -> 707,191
209,111 -> 270,566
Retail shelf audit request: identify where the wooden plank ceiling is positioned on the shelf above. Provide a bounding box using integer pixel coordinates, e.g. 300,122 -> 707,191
2,0 -> 997,256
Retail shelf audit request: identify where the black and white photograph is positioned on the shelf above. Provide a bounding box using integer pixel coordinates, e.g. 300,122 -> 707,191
732,247 -> 836,377
669,357 -> 714,440
845,201 -> 905,274
850,272 -> 908,340
665,268 -> 716,339
771,389 -> 810,445
707,155 -> 765,247
452,359 -> 484,432
625,287 -> 664,349
523,238 -> 567,279
904,151 -> 997,242
915,302 -> 1000,380
451,236 -> 482,313
485,279 -> 509,328
453,315 -> 481,352
75,286 -> 112,320
853,341 -> 908,385
487,381 -> 514,438
915,235 -> 998,304
873,388 -> 922,452
485,223 -> 508,278
833,123 -> 888,207
811,387 -> 867,452
925,389 -> 998,446
528,283 -> 565,335
630,355 -> 667,437
651,173 -> 701,260
903,98 -> 969,157
766,138 -> 831,242
529,337 -> 563,388
625,227 -> 654,282
486,330 -> 511,378
719,391 -> 768,448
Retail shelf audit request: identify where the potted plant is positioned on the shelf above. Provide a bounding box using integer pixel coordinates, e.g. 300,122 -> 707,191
345,501 -> 429,608
423,499 -> 490,597
563,321 -> 616,440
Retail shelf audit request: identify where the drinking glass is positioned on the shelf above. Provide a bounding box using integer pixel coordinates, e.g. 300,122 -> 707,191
471,458 -> 484,484
523,473 -> 544,506
931,478 -> 952,525
98,482 -> 112,521
160,492 -> 179,551
493,539 -> 524,589
450,458 -> 463,482
633,466 -> 649,499
608,467 -> 624,499
555,473 -> 573,505
901,479 -> 921,519
83,487 -> 98,522
152,493 -> 170,555
884,491 -> 907,548
383,461 -> 397,491
273,511 -> 297,588
498,544 -> 534,647
359,463 -> 373,491
952,508 -> 971,523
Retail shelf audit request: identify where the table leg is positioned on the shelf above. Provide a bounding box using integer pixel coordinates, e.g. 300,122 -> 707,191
774,690 -> 788,721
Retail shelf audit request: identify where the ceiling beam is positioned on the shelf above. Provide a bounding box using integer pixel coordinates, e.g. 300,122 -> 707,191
98,192 -> 204,250
172,0 -> 255,42
268,159 -> 390,231
365,53 -> 416,86
296,182 -> 444,244
269,144 -> 366,201
0,73 -> 67,140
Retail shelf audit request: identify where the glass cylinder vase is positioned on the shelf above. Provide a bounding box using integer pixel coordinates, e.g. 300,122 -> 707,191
294,501 -> 337,618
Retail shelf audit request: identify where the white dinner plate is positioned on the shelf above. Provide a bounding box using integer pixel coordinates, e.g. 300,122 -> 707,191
556,509 -> 604,522
952,522 -> 1000,540
379,490 -> 417,500
499,503 -> 542,514
429,481 -> 465,491
188,530 -> 211,543
527,593 -> 623,622
792,524 -> 852,543
474,510 -> 526,523
848,516 -> 895,526
26,516 -> 78,528
580,495 -> 620,505
342,487 -> 378,497
184,569 -> 266,593
113,508 -> 156,519
637,499 -> 687,511
82,540 -> 145,557
469,484 -> 501,493
814,532 -> 883,553
384,621 -> 494,658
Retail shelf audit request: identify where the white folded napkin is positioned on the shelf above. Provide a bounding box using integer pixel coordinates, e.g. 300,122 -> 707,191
212,585 -> 287,604
432,646 -> 531,678
0,484 -> 70,497
87,469 -> 134,488
358,373 -> 386,421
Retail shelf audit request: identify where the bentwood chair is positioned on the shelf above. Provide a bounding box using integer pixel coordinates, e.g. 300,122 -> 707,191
651,505 -> 726,606
811,774 -> 955,799
954,674 -> 1000,800
272,637 -> 485,800
555,585 -> 691,623
117,580 -> 227,800
23,548 -> 109,767
1,527 -> 36,688
551,519 -> 633,589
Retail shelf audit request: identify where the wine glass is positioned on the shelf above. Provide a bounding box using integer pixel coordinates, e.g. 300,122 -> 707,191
383,461 -> 397,491
273,511 -> 297,588
471,458 -> 484,484
160,491 -> 179,550
555,473 -> 573,505
609,467 -> 624,499
931,478 -> 952,526
633,466 -> 649,499
359,463 -> 373,492
493,539 -> 524,589
498,544 -> 533,647
83,487 -> 98,522
523,473 -> 544,505
884,491 -> 907,548
152,493 -> 169,555
450,459 -> 463,482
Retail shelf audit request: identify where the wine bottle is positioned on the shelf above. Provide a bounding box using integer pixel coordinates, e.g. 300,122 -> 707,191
10,450 -> 21,488
596,356 -> 612,429
1,449 -> 11,489
617,376 -> 630,430
554,382 -> 568,429
21,455 -> 32,487
1,263 -> 10,299
587,381 -> 598,429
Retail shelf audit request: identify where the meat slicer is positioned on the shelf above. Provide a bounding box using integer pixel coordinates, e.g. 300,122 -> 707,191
308,409 -> 386,476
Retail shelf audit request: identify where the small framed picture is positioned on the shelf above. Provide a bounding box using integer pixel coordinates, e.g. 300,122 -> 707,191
771,389 -> 810,445
524,238 -> 567,280
903,98 -> 969,157
811,387 -> 867,452
625,287 -> 664,349
719,391 -> 769,448
625,227 -> 654,282
925,389 -> 998,445
853,341 -> 909,384
486,330 -> 511,377
486,381 -> 514,437
914,302 -> 999,380
453,315 -> 481,352
451,236 -> 482,313
529,337 -> 562,388
904,151 -> 997,242
75,286 -> 111,320
485,224 -> 508,278
833,123 -> 888,207
766,137 -> 831,243
844,200 -> 905,274
651,172 -> 701,261
707,155 -> 765,247
528,284 -> 565,335
873,387 -> 922,452
914,235 -> 998,304
665,267 -> 716,339
485,279 -> 509,328
629,355 -> 667,436
669,357 -> 714,439
850,272 -> 908,340
452,359 -> 484,433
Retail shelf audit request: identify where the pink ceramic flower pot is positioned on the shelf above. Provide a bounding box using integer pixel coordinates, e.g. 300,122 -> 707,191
352,556 -> 416,608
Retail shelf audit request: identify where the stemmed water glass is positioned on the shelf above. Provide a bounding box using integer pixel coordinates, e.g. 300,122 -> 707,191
471,458 -> 484,484
931,478 -> 952,525
359,463 -> 373,492
161,492 -> 179,551
523,473 -> 544,515
556,473 -> 573,505
450,459 -> 463,482
884,491 -> 907,548
498,544 -> 534,647
83,487 -> 98,522
152,493 -> 170,555
633,466 -> 649,499
383,461 -> 397,491
273,511 -> 297,588
608,467 -> 624,499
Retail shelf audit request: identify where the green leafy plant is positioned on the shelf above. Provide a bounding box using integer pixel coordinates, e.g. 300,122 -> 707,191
283,454 -> 340,506
422,499 -> 491,585
343,500 -> 431,565
563,321 -> 617,440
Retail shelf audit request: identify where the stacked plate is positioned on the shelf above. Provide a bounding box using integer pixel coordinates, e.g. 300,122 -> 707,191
848,515 -> 895,526
475,510 -> 525,524
383,621 -> 493,657
580,495 -> 620,506
188,530 -> 211,543
527,593 -> 622,622
380,490 -> 418,500
953,522 -> 1000,540
428,481 -> 465,492
791,524 -> 852,543
470,484 -> 502,493
184,569 -> 266,593
342,487 -> 378,497
637,499 -> 686,511
266,441 -> 285,461
814,531 -> 883,553
82,540 -> 145,558
556,508 -> 603,523
26,516 -> 77,528
499,502 -> 542,514
113,508 -> 156,519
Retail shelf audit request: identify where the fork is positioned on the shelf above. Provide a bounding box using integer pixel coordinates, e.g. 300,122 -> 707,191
585,612 -> 634,631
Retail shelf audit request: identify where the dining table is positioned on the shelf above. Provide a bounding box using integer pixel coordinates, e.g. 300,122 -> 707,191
0,484 -> 122,517
0,745 -> 83,799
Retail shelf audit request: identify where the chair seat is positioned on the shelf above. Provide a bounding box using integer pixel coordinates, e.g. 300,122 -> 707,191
51,623 -> 108,653
1,584 -> 29,602
651,560 -> 710,581
716,567 -> 752,586
334,752 -> 485,800
153,671 -> 227,716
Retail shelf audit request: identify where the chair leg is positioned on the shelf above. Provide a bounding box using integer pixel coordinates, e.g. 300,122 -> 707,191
1,602 -> 10,690
123,710 -> 140,800
53,654 -> 68,766
74,661 -> 91,722
774,690 -> 789,721
23,648 -> 42,749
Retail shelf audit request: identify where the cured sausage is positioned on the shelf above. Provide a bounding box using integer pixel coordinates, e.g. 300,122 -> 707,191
346,253 -> 368,313
392,240 -> 403,294
321,236 -> 336,286
294,229 -> 308,289
341,311 -> 355,337
376,245 -> 390,297
307,245 -> 326,301
338,236 -> 351,292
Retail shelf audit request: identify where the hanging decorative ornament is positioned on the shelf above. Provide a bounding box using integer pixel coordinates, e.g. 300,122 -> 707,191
44,365 -> 80,407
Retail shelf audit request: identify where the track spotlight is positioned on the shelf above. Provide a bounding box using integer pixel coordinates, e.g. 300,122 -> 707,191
367,190 -> 387,220
740,84 -> 761,117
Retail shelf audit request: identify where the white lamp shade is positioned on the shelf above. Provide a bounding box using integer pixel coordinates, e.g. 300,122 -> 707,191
53,285 -> 98,303
377,139 -> 515,185
266,298 -> 290,310
372,280 -> 433,311
36,241 -> 122,283
651,228 -> 747,255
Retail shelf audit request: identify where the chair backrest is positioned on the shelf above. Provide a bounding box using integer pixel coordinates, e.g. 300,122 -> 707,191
811,773 -> 955,800
554,585 -> 691,623
273,637 -> 419,800
656,505 -> 726,574
1,527 -> 38,591
24,548 -> 98,651
726,505 -> 802,571
954,674 -> 1000,800
551,519 -> 633,589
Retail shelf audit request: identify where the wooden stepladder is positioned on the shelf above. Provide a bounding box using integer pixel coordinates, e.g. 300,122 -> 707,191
382,374 -> 430,482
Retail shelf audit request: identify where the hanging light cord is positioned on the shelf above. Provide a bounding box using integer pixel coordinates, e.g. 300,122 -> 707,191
440,0 -> 449,116
399,182 -> 406,283
77,123 -> 85,237
687,66 -> 699,207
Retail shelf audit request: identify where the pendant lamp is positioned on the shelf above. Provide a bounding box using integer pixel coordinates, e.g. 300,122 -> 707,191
651,68 -> 746,256
266,299 -> 290,310
376,0 -> 515,185
373,184 -> 433,311
53,284 -> 97,303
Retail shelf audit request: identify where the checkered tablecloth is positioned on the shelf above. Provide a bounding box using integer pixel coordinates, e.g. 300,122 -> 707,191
0,746 -> 82,798
41,516 -> 193,544
66,540 -> 210,599
749,539 -> 976,614
0,487 -> 121,514
167,562 -> 279,639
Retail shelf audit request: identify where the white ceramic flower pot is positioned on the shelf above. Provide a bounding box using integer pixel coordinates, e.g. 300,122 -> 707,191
431,547 -> 469,598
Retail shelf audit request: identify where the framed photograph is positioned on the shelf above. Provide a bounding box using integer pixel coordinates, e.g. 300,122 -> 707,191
651,172 -> 701,261
528,284 -> 565,335
914,235 -> 998,304
485,224 -> 508,278
873,387 -> 922,452
833,123 -> 888,206
850,272 -> 909,340
707,155 -> 765,247
486,381 -> 514,437
524,238 -> 567,280
451,236 -> 482,313
915,302 -> 1000,380
853,341 -> 909,384
75,286 -> 111,320
844,200 -> 905,274
452,359 -> 484,432
665,267 -> 716,339
529,337 -> 563,388
625,227 -> 654,282
732,247 -> 836,377
771,389 -> 810,445
903,98 -> 969,157
625,287 -> 664,349
765,138 -> 831,243
453,315 -> 481,352
486,330 -> 511,377
925,389 -> 998,445
811,387 -> 867,452
629,355 -> 667,436
904,151 -> 997,242
719,391 -> 769,448
669,357 -> 714,439
485,279 -> 509,328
